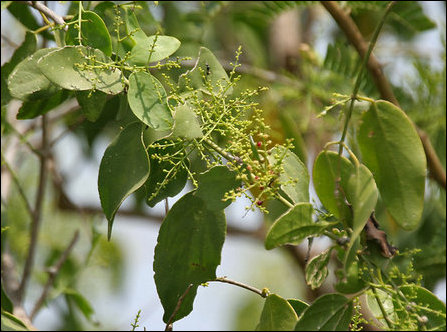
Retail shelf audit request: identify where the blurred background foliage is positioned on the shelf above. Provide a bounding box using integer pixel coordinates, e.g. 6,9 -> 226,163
1,1 -> 445,330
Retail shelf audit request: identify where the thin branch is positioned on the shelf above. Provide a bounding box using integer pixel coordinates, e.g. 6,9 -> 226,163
30,230 -> 80,320
321,0 -> 446,189
1,152 -> 34,217
164,284 -> 194,331
17,115 -> 49,303
25,1 -> 66,27
211,277 -> 267,298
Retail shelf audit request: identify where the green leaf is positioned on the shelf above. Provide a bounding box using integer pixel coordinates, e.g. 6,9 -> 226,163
1,312 -> 29,331
1,284 -> 13,313
7,48 -> 59,101
287,299 -> 309,317
17,89 -> 70,120
98,122 -> 150,240
124,7 -> 147,44
313,150 -> 353,223
366,288 -> 397,327
127,35 -> 181,66
258,294 -> 298,331
64,288 -> 94,321
305,248 -> 332,290
37,46 -> 124,95
1,31 -> 37,106
172,104 -> 203,139
153,192 -> 226,323
397,285 -> 446,331
357,100 -> 426,230
268,146 -> 309,204
144,140 -> 188,207
265,203 -> 334,250
76,90 -> 108,122
295,294 -> 353,331
127,71 -> 173,130
65,11 -> 112,56
343,163 -> 378,269
195,166 -> 240,211
179,47 -> 232,95
334,259 -> 367,294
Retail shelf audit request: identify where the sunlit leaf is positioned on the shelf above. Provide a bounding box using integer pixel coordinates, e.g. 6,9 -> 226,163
258,294 -> 298,331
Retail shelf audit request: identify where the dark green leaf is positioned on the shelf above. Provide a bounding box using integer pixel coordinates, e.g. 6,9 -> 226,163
37,46 -> 124,94
1,31 -> 37,106
335,259 -> 367,294
305,248 -> 332,290
98,122 -> 150,240
1,284 -> 13,313
288,299 -> 309,318
65,11 -> 112,56
153,192 -> 226,323
357,100 -> 426,230
127,71 -> 173,130
1,312 -> 29,331
295,294 -> 353,331
258,294 -> 298,331
268,146 -> 309,204
144,140 -> 188,207
195,166 -> 240,211
17,89 -> 70,120
76,90 -> 108,122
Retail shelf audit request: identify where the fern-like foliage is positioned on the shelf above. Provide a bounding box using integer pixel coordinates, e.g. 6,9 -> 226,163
323,42 -> 377,96
348,1 -> 436,39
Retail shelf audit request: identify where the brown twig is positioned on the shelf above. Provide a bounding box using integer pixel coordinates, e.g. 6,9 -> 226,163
164,284 -> 194,331
321,1 -> 446,189
211,277 -> 267,298
25,1 -> 66,27
30,230 -> 80,320
17,115 -> 49,303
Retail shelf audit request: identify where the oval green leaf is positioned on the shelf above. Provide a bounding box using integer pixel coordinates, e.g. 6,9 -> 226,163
268,146 -> 309,204
127,35 -> 181,66
37,46 -> 123,94
265,203 -> 334,250
313,150 -> 353,223
295,293 -> 353,331
357,100 -> 426,230
288,299 -> 309,318
127,71 -> 173,130
258,294 -> 298,331
153,192 -> 226,323
65,10 -> 112,56
98,122 -> 150,240
8,48 -> 59,101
